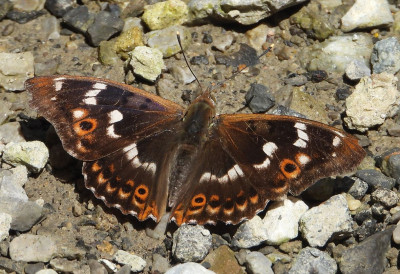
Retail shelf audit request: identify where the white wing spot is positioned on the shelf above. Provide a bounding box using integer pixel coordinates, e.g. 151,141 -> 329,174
298,154 -> 311,165
297,129 -> 309,141
108,110 -> 123,123
85,89 -> 101,97
107,125 -> 121,138
294,122 -> 307,130
332,136 -> 341,147
93,82 -> 107,90
294,139 -> 307,148
254,157 -> 271,170
332,152 -> 337,157
55,81 -> 63,91
262,142 -> 278,157
200,172 -> 211,183
233,164 -> 244,177
50,96 -> 57,101
218,174 -> 229,184
72,109 -> 85,119
83,97 -> 97,105
147,162 -> 157,174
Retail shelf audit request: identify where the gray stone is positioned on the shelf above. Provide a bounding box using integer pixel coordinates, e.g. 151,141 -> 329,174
0,212 -> 11,241
62,6 -> 94,33
41,16 -> 60,40
245,83 -> 275,113
188,0 -> 307,26
165,262 -> 215,274
371,188 -> 399,207
387,153 -> 400,182
145,25 -> 191,58
87,11 -> 124,46
345,59 -> 371,80
45,0 -> 74,18
339,226 -> 395,274
355,169 -> 396,189
49,258 -> 82,273
88,259 -> 108,274
299,195 -> 353,247
341,0 -> 393,32
213,33 -> 234,52
371,37 -> 400,74
0,52 -> 34,91
152,253 -> 170,273
348,178 -> 369,199
345,73 -> 400,132
245,251 -> 273,274
172,225 -> 212,262
289,247 -> 337,274
392,221 -> 400,244
0,100 -> 14,125
9,234 -> 57,262
146,213 -> 169,240
232,216 -> 267,249
170,66 -> 196,85
2,141 -> 49,173
129,46 -> 165,82
0,122 -> 25,144
36,270 -> 57,274
113,250 -> 146,272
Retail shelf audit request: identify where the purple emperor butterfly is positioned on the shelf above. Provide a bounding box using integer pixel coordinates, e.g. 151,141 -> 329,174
25,75 -> 365,225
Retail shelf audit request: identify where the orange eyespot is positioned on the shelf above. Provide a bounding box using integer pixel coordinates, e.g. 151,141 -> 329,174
73,118 -> 97,136
280,159 -> 301,179
191,193 -> 206,207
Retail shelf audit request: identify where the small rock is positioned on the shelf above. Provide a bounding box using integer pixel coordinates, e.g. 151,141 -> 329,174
339,226 -> 395,274
299,195 -> 353,247
289,247 -> 337,274
355,169 -> 396,189
245,251 -> 273,274
36,270 -> 58,274
202,245 -> 243,274
392,221 -> 400,244
172,225 -> 212,262
0,122 -> 26,144
87,11 -> 124,46
289,88 -> 329,124
146,213 -> 169,240
99,259 -> 118,272
9,234 -> 57,262
129,46 -> 165,82
113,250 -> 146,272
165,262 -> 215,274
346,195 -> 362,211
345,59 -> 371,80
114,27 -> 144,57
371,37 -> 400,74
88,259 -> 108,274
98,40 -> 119,66
42,15 -> 60,40
152,254 -> 170,273
142,0 -> 188,30
169,66 -> 196,84
0,212 -> 12,241
24,262 -> 46,274
387,154 -> 400,182
213,33 -> 234,52
232,216 -> 267,248
345,73 -> 400,132
341,0 -> 393,32
356,218 -> 378,241
45,0 -> 74,17
49,258 -> 82,273
371,188 -> 399,207
245,83 -> 275,113
348,177 -> 369,199
246,24 -> 274,50
7,9 -> 46,24
62,5 -> 94,33
145,25 -> 192,58
0,52 -> 34,91
0,0 -> 12,21
3,141 -> 49,173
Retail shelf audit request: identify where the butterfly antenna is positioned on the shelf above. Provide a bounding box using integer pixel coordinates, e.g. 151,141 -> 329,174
212,44 -> 275,92
177,32 -> 203,91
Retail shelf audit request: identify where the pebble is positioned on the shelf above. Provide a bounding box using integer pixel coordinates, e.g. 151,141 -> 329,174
87,11 -> 124,46
339,226 -> 395,274
24,262 -> 46,274
387,154 -> 400,182
88,259 -> 108,274
172,225 -> 212,262
45,0 -> 74,17
0,52 -> 34,91
202,245 -> 243,274
49,258 -> 82,273
232,216 -> 267,248
371,188 -> 399,208
41,15 -> 60,40
169,65 -> 196,84
355,169 -> 396,190
245,83 -> 275,113
299,195 -> 353,247
392,221 -> 400,244
288,247 -> 337,274
165,262 -> 215,274
212,33 -> 234,52
348,178 -> 369,199
345,73 -> 400,132
142,0 -> 188,31
114,26 -> 144,57
113,250 -> 146,272
62,6 -> 93,33
2,141 -> 49,173
245,251 -> 273,274
246,24 -> 273,50
9,234 -> 57,262
346,195 -> 362,211
0,1 -> 12,21
0,101 -> 14,125
0,122 -> 26,144
0,213 -> 12,241
145,213 -> 169,240
341,0 -> 393,32
145,25 -> 191,58
36,270 -> 57,274
307,33 -> 373,74
371,37 -> 400,74
345,59 -> 371,80
128,46 -> 165,82
262,198 -> 308,245
289,89 -> 329,124
152,253 -> 170,273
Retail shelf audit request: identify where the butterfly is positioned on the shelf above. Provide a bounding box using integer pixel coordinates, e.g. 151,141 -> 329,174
25,75 -> 365,225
